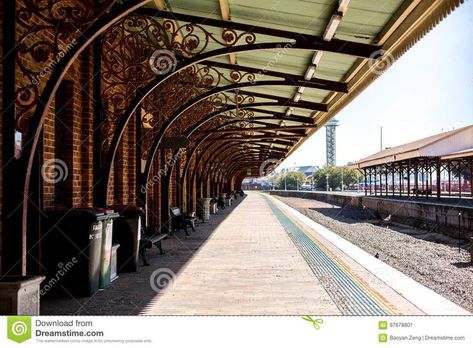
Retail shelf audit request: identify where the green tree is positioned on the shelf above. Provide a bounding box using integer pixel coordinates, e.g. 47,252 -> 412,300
312,166 -> 361,191
275,171 -> 307,190
267,172 -> 282,188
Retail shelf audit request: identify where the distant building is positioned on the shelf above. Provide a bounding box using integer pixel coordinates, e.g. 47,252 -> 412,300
242,178 -> 272,190
285,165 -> 319,177
283,165 -> 319,185
350,125 -> 473,198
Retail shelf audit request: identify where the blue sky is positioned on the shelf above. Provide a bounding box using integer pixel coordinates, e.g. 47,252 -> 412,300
279,1 -> 473,169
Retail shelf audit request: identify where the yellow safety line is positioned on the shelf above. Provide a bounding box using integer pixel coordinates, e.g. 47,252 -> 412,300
270,195 -> 398,315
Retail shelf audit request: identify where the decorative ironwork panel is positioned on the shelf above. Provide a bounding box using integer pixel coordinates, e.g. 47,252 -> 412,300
15,0 -> 115,133
100,13 -> 257,151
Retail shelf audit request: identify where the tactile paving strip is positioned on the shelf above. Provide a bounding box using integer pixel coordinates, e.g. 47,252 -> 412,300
265,196 -> 392,315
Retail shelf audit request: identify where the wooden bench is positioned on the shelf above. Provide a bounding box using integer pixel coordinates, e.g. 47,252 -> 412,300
170,207 -> 197,236
215,196 -> 225,210
411,188 -> 432,195
139,226 -> 167,266
210,201 -> 218,214
224,194 -> 233,206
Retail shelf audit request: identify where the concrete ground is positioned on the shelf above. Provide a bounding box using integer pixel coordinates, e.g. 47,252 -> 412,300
41,192 -> 465,315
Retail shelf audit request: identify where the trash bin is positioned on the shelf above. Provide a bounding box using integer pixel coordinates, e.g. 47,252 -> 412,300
96,210 -> 120,289
42,209 -> 103,297
197,198 -> 212,221
110,206 -> 143,273
0,276 -> 45,315
110,244 -> 120,282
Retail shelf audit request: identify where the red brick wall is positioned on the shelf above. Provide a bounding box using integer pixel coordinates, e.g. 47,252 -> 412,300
79,46 -> 94,207
42,56 -> 90,209
153,153 -> 162,226
126,114 -> 136,203
42,99 -> 55,208
12,0 -> 95,210
112,118 -> 136,206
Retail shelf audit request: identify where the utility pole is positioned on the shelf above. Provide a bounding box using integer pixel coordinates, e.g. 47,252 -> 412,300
284,168 -> 287,191
294,162 -> 299,191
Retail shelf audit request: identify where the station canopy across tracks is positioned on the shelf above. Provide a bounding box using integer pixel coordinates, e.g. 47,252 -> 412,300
350,125 -> 473,169
349,125 -> 473,199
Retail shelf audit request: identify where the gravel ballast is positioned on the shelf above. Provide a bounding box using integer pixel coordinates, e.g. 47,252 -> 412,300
276,195 -> 473,313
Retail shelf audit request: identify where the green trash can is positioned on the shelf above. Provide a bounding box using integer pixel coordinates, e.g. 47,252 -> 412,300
42,209 -> 103,297
96,211 -> 120,289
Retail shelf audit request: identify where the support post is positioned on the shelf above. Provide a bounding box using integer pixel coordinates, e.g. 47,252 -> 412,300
399,163 -> 403,196
374,167 -> 377,196
414,160 -> 419,198
93,39 -> 104,207
392,166 -> 395,196
429,162 -> 433,198
436,158 -> 441,200
385,166 -> 388,196
1,1 -> 26,275
369,168 -> 373,196
161,149 -> 171,234
470,159 -> 473,199
136,108 -> 146,210
448,161 -> 451,196
407,160 -> 411,197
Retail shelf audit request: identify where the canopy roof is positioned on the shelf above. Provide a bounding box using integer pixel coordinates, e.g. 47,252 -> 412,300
139,0 -> 464,173
441,148 -> 473,160
350,125 -> 473,169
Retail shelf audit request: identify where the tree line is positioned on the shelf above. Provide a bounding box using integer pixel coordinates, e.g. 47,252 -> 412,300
268,166 -> 362,191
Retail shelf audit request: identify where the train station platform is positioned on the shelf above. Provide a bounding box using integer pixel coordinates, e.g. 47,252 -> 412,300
41,192 -> 468,316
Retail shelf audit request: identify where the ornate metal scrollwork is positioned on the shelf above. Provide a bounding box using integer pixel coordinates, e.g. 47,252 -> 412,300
220,109 -> 255,119
188,65 -> 256,88
100,13 -> 258,151
139,73 -> 202,159
134,71 -> 258,159
207,92 -> 255,109
164,21 -> 256,57
15,0 -> 116,133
